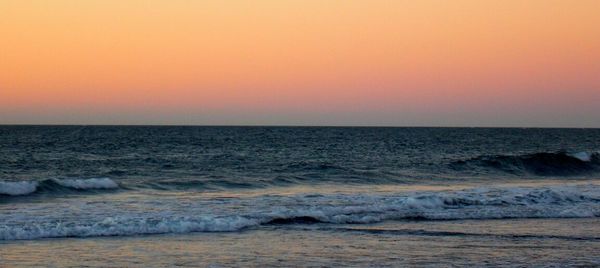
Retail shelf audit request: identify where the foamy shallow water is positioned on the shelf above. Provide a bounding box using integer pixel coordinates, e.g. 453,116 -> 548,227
2,181 -> 600,241
2,218 -> 599,267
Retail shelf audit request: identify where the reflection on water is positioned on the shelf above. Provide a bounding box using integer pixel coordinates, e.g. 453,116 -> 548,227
2,218 -> 600,267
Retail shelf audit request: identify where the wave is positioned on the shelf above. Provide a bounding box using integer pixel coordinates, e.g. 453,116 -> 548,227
451,151 -> 600,176
2,184 -> 599,240
51,178 -> 119,190
2,151 -> 598,197
0,181 -> 38,196
0,178 -> 119,196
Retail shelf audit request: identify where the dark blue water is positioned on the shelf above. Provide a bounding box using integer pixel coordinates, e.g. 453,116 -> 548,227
1,126 -> 600,244
2,126 -> 599,194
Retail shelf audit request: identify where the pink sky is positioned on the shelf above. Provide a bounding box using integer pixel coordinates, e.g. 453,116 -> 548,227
1,1 -> 599,126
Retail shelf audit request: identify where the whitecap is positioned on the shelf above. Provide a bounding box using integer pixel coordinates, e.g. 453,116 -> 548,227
52,178 -> 119,190
2,184 -> 600,240
0,181 -> 38,196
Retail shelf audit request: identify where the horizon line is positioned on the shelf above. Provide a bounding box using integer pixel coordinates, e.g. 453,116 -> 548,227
0,123 -> 597,130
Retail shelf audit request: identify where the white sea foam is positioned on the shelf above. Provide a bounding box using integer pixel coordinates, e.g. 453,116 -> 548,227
0,178 -> 118,196
0,181 -> 39,196
0,216 -> 259,241
52,178 -> 119,190
1,184 -> 599,240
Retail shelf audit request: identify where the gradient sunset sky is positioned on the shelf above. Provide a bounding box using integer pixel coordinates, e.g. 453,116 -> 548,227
1,1 -> 599,127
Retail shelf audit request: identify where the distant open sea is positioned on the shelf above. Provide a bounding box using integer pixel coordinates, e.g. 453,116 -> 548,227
1,126 -> 600,267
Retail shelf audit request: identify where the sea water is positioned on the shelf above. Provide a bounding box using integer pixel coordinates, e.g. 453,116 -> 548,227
1,126 -> 600,267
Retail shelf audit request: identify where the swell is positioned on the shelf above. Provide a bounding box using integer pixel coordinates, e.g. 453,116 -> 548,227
450,151 -> 600,176
2,184 -> 600,240
2,151 -> 599,198
0,178 -> 119,196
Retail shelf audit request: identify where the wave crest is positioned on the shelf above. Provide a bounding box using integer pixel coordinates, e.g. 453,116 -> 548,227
51,178 -> 119,190
0,178 -> 119,196
451,151 -> 600,176
2,184 -> 600,240
0,181 -> 39,196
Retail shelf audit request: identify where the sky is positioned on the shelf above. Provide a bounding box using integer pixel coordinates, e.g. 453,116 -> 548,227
1,0 -> 599,127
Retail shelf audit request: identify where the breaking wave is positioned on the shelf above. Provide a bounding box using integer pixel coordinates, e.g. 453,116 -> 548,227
451,151 -> 600,176
0,178 -> 119,196
0,181 -> 38,196
2,184 -> 599,240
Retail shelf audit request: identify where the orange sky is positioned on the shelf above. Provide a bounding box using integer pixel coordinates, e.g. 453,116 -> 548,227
1,0 -> 599,126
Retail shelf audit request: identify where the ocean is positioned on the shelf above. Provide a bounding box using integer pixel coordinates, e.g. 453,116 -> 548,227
1,126 -> 600,267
